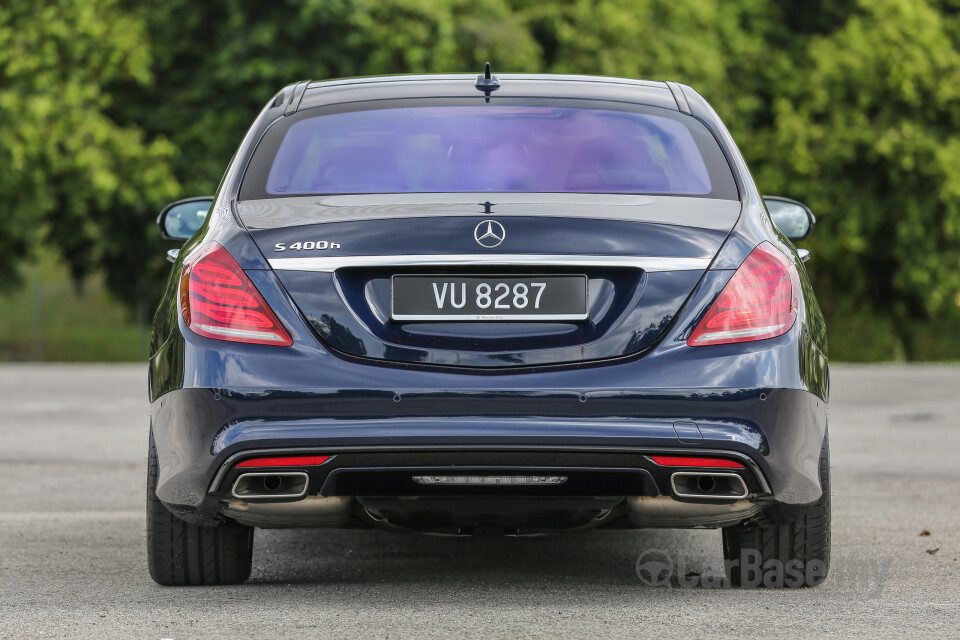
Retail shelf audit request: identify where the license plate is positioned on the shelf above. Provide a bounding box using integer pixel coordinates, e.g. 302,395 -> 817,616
391,275 -> 588,321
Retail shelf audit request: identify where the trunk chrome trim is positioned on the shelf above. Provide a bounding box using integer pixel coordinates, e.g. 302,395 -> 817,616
267,254 -> 712,273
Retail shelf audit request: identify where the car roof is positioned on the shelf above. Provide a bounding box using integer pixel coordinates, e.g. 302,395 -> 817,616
290,73 -> 685,114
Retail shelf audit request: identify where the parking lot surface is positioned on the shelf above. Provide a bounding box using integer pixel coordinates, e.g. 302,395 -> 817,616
1,364 -> 958,638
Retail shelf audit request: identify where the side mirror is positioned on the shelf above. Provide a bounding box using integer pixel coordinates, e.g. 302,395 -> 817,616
763,196 -> 815,242
158,197 -> 214,242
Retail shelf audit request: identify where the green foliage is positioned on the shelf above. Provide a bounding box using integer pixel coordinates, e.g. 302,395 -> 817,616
109,0 -> 543,196
748,0 -> 960,357
0,0 -> 179,306
2,0 -> 960,359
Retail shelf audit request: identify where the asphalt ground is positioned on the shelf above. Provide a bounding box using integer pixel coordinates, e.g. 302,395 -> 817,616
1,364 -> 958,639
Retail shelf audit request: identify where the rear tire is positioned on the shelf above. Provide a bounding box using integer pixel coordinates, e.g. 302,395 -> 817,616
147,429 -> 253,586
722,431 -> 831,588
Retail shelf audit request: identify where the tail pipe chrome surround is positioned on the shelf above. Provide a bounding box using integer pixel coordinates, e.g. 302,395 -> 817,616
231,471 -> 309,500
670,472 -> 749,500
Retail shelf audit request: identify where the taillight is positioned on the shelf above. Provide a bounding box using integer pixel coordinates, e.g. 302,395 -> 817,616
180,242 -> 293,346
687,242 -> 800,347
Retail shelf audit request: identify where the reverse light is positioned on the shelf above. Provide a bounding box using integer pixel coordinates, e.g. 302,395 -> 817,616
180,242 -> 293,346
687,242 -> 800,347
235,455 -> 331,468
649,456 -> 745,469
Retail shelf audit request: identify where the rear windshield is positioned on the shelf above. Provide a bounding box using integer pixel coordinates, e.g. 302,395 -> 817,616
241,103 -> 738,200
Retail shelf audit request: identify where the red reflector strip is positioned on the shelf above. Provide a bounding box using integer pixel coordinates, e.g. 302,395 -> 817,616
236,455 -> 331,468
649,455 -> 745,469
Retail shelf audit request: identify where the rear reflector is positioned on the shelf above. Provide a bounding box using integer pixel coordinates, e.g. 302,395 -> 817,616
236,455 -> 331,468
649,456 -> 745,469
687,242 -> 800,347
180,242 -> 293,346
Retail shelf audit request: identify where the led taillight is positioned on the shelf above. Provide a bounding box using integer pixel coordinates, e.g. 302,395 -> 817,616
180,242 -> 293,346
687,242 -> 800,347
235,455 -> 330,468
649,456 -> 745,469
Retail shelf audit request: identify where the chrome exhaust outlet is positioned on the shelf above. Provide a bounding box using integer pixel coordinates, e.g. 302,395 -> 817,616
231,472 -> 309,500
670,472 -> 748,500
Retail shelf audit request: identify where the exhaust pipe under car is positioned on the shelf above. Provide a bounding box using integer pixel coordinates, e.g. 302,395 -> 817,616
231,471 -> 309,500
670,471 -> 748,500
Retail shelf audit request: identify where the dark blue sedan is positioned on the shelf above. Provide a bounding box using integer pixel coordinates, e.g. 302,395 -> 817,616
148,70 -> 830,587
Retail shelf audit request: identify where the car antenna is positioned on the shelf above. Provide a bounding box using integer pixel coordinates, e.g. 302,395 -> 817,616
475,61 -> 500,102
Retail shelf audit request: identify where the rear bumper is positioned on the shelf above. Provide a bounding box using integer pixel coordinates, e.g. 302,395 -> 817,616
150,362 -> 826,527
208,447 -> 770,531
149,299 -> 828,525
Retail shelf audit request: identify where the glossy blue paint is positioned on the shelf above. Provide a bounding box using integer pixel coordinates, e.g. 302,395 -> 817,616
248,213 -> 729,259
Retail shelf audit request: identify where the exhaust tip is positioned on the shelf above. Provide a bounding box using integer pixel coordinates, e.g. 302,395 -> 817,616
695,474 -> 717,494
232,471 -> 309,500
670,472 -> 748,500
262,475 -> 283,492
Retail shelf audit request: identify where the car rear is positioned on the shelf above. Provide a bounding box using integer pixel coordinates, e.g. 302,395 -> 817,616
147,74 -> 829,587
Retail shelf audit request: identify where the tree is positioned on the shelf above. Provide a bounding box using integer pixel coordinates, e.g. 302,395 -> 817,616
0,0 -> 178,306
4,0 -> 960,359
111,0 -> 543,195
748,0 -> 960,357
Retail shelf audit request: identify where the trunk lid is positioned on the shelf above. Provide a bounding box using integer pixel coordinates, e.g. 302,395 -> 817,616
239,193 -> 739,368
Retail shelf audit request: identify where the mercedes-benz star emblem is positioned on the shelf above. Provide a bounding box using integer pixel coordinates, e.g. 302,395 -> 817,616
474,220 -> 505,248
